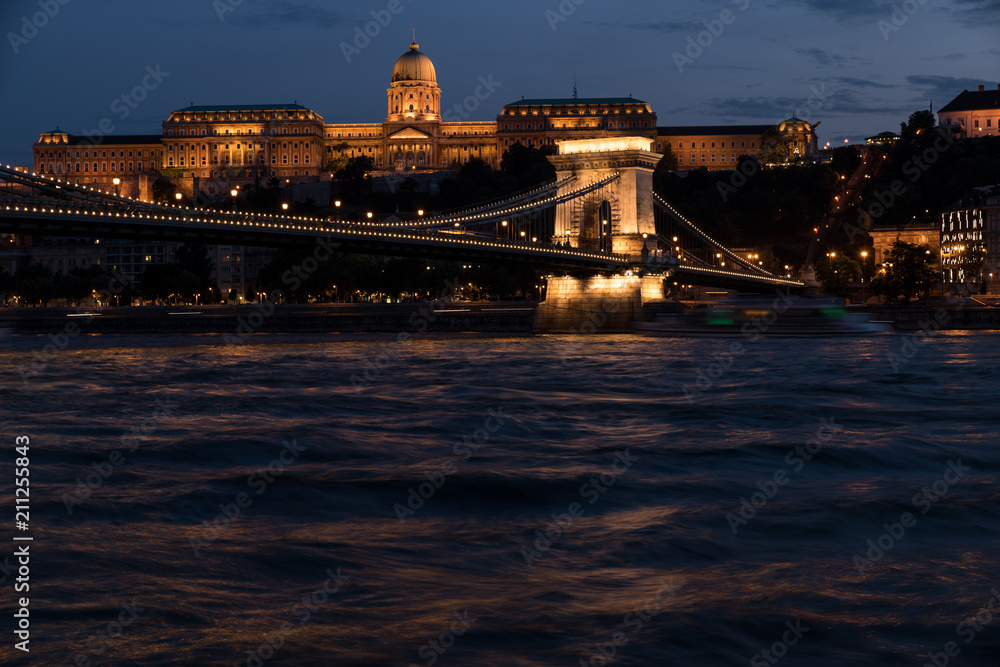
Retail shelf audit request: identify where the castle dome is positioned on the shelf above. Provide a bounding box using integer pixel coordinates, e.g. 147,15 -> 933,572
392,41 -> 436,84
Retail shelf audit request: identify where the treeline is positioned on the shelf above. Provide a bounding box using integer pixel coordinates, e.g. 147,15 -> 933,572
852,115 -> 1000,230
653,157 -> 839,265
0,265 -> 133,306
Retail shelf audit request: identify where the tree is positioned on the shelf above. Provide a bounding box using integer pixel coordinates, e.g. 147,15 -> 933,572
500,143 -> 556,189
336,156 -> 375,197
901,110 -> 936,143
0,267 -> 15,303
152,177 -> 178,203
15,264 -> 58,306
816,253 -> 861,297
877,240 -> 939,304
831,146 -> 862,178
656,145 -> 679,173
758,127 -> 789,165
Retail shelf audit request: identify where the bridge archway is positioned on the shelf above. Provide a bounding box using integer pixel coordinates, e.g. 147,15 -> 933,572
548,137 -> 661,259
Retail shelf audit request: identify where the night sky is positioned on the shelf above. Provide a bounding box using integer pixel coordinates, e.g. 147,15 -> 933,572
0,0 -> 996,166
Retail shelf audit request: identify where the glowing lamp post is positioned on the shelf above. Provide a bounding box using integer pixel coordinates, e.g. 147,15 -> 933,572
112,177 -> 121,196
230,189 -> 238,212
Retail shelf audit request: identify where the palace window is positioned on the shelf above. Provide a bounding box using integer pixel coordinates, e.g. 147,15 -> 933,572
701,155 -> 706,163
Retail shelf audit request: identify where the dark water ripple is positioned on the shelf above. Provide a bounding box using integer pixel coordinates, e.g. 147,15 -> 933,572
0,332 -> 999,666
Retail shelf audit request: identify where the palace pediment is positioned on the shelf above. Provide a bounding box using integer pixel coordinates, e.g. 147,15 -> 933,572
387,127 -> 434,140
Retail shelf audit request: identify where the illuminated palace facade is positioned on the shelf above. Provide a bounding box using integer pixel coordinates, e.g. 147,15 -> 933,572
32,40 -> 818,198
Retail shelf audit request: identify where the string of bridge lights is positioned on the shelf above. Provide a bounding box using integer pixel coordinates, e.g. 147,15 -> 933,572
1,165 -> 800,284
653,192 -> 775,278
395,176 -> 579,228
0,202 -> 628,266
405,173 -> 623,230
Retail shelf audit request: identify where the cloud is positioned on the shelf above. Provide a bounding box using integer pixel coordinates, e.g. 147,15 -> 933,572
154,0 -> 347,29
788,0 -> 895,23
945,0 -> 1000,26
795,47 -> 851,67
792,0 -> 1000,28
832,77 -> 885,89
221,0 -> 347,29
906,75 -> 995,102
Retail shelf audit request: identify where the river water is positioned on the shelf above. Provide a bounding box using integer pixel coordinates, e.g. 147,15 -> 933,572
1,331 -> 998,666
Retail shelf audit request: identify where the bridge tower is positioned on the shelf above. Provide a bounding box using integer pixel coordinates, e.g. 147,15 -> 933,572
548,137 -> 661,259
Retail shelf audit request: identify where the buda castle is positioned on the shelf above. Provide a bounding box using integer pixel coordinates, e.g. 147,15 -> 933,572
32,39 -> 818,200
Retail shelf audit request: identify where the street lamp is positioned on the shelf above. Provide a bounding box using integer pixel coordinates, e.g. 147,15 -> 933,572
175,192 -> 183,203
230,189 -> 238,212
367,212 -> 373,222
112,177 -> 121,196
334,200 -> 341,225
